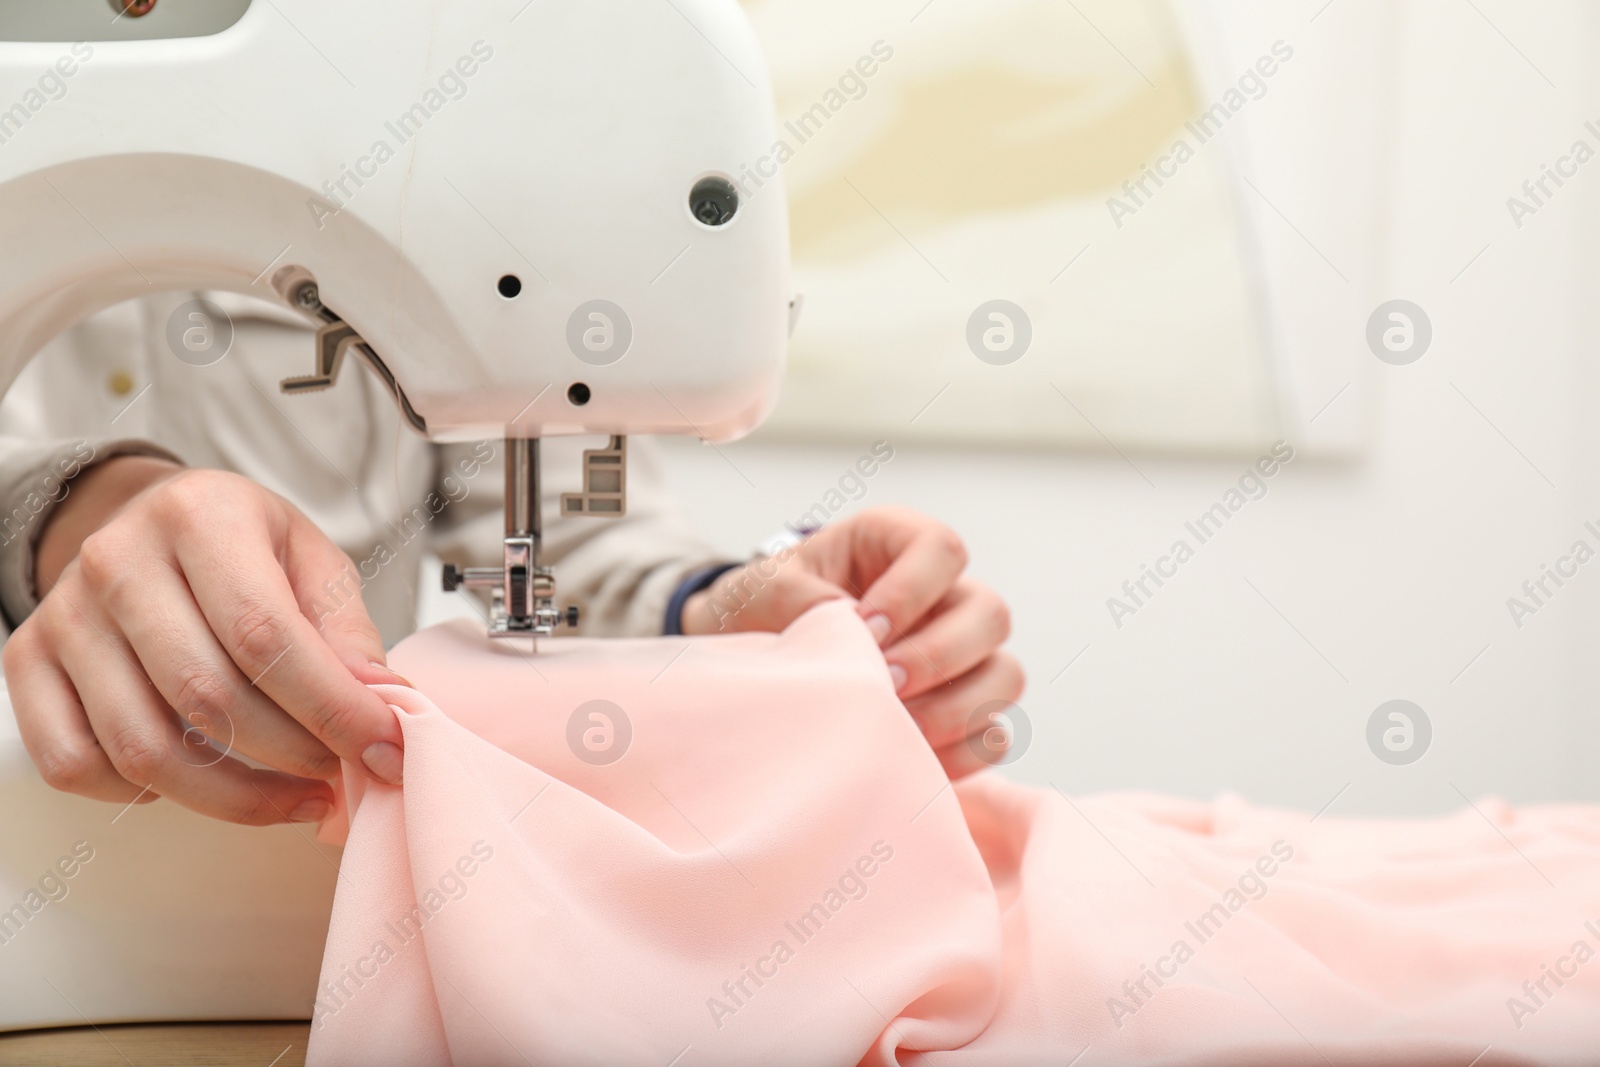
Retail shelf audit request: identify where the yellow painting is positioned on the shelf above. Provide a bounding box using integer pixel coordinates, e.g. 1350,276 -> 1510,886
742,0 -> 1284,452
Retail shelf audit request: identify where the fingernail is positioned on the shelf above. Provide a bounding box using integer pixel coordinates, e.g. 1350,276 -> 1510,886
289,798 -> 332,824
888,664 -> 908,694
361,740 -> 404,784
368,662 -> 415,688
864,614 -> 892,646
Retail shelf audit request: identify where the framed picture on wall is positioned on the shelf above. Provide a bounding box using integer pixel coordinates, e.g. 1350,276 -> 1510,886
743,0 -> 1392,457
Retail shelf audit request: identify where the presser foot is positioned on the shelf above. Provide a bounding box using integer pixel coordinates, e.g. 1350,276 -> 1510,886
441,560 -> 580,639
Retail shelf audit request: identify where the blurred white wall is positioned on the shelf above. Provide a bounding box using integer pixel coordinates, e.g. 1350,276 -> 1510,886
652,0 -> 1599,817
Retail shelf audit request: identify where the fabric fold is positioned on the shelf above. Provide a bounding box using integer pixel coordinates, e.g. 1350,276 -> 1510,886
308,601 -> 1600,1066
309,601 -> 1002,1066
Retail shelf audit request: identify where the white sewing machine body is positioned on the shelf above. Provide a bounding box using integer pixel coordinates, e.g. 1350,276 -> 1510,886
0,0 -> 790,1031
2,0 -> 792,636
0,689 -> 338,1031
0,0 -> 790,443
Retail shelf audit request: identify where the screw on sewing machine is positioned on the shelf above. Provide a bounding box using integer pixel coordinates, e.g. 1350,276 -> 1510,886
689,176 -> 738,227
114,0 -> 157,16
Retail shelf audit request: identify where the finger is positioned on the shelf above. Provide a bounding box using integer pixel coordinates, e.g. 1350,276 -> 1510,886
884,579 -> 1011,700
103,561 -> 339,780
62,622 -> 335,826
852,514 -> 967,646
281,513 -> 414,688
690,556 -> 847,634
175,501 -> 406,784
6,619 -> 149,804
933,732 -> 1002,782
902,651 -> 1025,749
282,507 -> 391,674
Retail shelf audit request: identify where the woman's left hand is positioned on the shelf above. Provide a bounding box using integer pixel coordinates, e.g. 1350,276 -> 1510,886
679,506 -> 1024,778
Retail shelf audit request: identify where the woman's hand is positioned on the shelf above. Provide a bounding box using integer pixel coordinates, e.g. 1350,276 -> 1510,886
6,460 -> 409,826
680,506 -> 1023,778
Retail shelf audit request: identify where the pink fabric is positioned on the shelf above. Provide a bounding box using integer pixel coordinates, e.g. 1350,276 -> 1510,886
307,601 -> 1600,1066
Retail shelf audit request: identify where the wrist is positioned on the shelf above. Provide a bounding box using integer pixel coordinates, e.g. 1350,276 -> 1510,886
680,588 -> 716,636
672,562 -> 745,636
36,456 -> 183,591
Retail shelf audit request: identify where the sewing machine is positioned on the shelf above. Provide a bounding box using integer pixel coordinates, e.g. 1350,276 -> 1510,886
0,0 -> 791,640
0,0 -> 790,1041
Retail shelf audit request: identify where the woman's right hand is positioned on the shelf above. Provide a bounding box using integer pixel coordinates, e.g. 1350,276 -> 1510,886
5,460 -> 409,826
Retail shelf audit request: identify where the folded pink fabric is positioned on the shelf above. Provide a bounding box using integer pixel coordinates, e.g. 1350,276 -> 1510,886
307,601 -> 1600,1066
